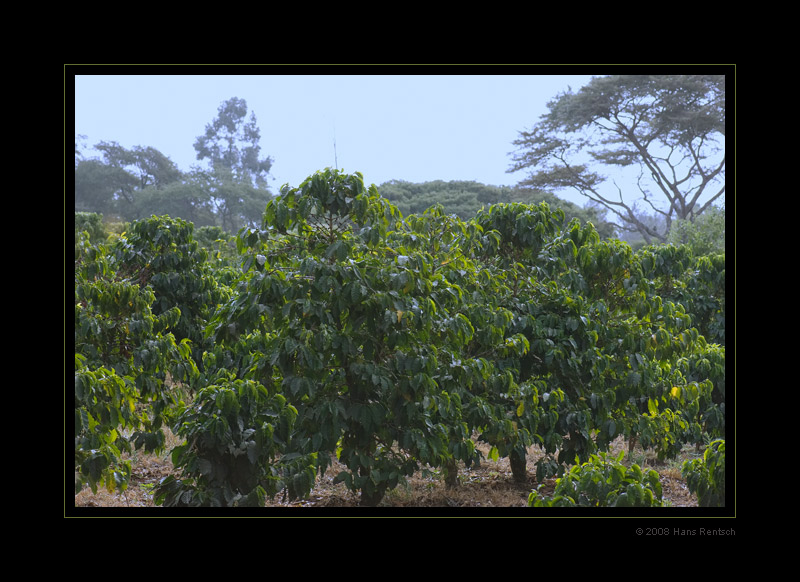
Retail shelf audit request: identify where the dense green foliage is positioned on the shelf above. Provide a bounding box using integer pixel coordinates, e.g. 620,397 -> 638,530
528,450 -> 665,507
667,206 -> 726,256
74,230 -> 199,494
378,179 -> 617,238
74,212 -> 106,244
682,438 -> 725,507
73,168 -> 726,508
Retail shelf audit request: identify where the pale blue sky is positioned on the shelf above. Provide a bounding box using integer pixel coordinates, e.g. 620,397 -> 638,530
73,72 -> 599,207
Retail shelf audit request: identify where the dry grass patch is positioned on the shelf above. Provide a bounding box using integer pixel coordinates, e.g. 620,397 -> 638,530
73,435 -> 699,509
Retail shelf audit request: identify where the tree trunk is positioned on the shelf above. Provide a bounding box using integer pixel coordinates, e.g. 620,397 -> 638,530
510,448 -> 528,485
359,489 -> 384,507
444,458 -> 459,488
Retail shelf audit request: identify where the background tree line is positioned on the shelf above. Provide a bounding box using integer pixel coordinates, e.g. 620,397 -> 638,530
75,74 -> 726,252
378,179 -> 618,239
75,97 -> 274,233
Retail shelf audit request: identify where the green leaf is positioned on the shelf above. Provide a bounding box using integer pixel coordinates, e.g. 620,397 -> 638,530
246,441 -> 259,464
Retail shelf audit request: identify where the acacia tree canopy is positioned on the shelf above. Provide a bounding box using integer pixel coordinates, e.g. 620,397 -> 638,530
508,74 -> 726,244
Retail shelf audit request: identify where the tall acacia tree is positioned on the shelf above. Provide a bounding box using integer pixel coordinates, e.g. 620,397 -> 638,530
508,74 -> 726,243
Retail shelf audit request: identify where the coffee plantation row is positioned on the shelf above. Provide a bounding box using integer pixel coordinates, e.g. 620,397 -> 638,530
74,168 -> 726,507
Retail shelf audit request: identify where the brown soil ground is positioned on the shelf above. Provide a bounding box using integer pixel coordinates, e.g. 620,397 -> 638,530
73,435 -> 698,509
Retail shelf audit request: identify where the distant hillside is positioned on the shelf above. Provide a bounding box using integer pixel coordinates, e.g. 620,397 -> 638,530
377,179 -> 616,238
